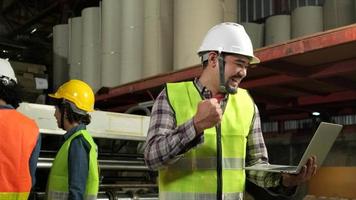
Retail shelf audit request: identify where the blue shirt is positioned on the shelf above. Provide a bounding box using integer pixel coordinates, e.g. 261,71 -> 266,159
63,124 -> 91,200
0,104 -> 42,187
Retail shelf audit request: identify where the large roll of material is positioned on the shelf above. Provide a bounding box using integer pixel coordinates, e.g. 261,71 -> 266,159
241,22 -> 264,49
223,0 -> 239,22
265,15 -> 291,46
291,6 -> 323,39
323,0 -> 354,30
120,0 -> 144,84
143,0 -> 173,78
67,18 -> 71,65
69,17 -> 82,80
173,0 -> 224,70
53,24 -> 69,90
81,7 -> 101,92
101,0 -> 121,87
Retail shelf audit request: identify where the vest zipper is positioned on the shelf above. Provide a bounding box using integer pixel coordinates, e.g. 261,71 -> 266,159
216,124 -> 222,200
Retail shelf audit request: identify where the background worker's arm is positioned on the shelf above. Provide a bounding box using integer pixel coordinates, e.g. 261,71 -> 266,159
68,136 -> 90,200
29,134 -> 42,188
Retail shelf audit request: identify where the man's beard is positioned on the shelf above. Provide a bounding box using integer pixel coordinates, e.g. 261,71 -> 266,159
224,78 -> 238,94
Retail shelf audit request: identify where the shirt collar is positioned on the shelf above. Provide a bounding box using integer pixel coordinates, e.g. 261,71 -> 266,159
194,78 -> 228,100
63,123 -> 86,140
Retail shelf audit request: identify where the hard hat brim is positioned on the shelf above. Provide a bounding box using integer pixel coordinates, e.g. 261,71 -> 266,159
48,93 -> 60,99
250,56 -> 260,65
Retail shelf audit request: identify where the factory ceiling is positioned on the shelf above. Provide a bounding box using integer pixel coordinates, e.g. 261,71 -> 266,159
1,0 -> 355,120
0,0 -> 99,65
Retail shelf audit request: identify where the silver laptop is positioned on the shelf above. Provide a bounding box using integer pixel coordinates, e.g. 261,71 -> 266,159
244,122 -> 343,174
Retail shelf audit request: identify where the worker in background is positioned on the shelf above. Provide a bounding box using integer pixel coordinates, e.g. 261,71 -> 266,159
0,58 -> 41,199
144,22 -> 317,200
47,79 -> 99,200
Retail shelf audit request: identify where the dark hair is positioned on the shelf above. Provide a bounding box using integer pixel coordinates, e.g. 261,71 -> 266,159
62,102 -> 91,125
202,60 -> 209,68
0,81 -> 22,108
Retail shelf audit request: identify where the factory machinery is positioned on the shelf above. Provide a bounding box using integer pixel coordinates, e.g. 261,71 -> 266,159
18,103 -> 158,200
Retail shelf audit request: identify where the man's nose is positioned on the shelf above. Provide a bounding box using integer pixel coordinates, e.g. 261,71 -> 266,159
238,68 -> 247,77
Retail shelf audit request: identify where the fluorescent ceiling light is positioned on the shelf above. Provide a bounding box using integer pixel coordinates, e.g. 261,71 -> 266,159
312,112 -> 320,116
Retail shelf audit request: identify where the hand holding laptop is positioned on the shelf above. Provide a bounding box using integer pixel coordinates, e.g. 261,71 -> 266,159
281,156 -> 317,187
244,122 -> 343,174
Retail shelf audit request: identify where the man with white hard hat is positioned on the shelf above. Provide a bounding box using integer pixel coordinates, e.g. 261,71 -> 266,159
0,58 -> 41,200
144,22 -> 317,200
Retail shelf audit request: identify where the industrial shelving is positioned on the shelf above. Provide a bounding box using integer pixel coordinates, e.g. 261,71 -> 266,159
95,24 -> 356,123
93,23 -> 356,199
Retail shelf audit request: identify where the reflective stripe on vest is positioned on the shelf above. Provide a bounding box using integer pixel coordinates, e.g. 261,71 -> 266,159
161,82 -> 254,199
47,191 -> 97,200
160,191 -> 243,200
47,129 -> 99,200
0,110 -> 39,200
0,192 -> 30,200
166,157 -> 245,170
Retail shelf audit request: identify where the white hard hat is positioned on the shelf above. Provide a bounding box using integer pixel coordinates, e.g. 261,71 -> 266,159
197,22 -> 260,64
0,58 -> 17,83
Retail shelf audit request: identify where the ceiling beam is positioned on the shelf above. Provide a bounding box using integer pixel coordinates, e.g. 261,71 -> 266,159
260,60 -> 309,77
263,90 -> 356,112
6,1 -> 58,37
317,76 -> 356,90
96,65 -> 202,102
297,90 -> 356,106
268,112 -> 310,121
251,92 -> 293,106
255,24 -> 356,62
279,85 -> 330,96
1,0 -> 18,15
241,58 -> 356,89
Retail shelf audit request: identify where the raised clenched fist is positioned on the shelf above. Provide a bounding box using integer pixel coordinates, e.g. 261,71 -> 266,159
193,98 -> 222,134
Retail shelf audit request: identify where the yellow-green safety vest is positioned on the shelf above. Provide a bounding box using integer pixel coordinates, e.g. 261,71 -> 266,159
160,82 -> 254,200
46,129 -> 99,200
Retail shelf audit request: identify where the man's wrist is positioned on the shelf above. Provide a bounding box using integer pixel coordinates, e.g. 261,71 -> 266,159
280,176 -> 297,194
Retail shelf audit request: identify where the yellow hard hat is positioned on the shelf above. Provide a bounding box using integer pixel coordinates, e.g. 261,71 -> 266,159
49,79 -> 95,112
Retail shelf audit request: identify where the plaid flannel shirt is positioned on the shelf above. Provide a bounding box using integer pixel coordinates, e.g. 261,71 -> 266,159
144,79 -> 286,190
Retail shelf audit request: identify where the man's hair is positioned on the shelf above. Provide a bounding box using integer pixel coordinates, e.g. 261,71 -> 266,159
200,51 -> 230,69
202,59 -> 209,68
0,80 -> 22,108
61,101 -> 91,125
200,51 -> 212,69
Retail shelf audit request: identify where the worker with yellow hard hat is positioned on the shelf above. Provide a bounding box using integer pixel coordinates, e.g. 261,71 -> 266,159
46,79 -> 99,200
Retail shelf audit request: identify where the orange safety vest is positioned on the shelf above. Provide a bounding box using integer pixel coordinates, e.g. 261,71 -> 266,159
0,109 -> 39,199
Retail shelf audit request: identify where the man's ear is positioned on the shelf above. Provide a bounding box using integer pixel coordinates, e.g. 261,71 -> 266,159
208,52 -> 218,68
